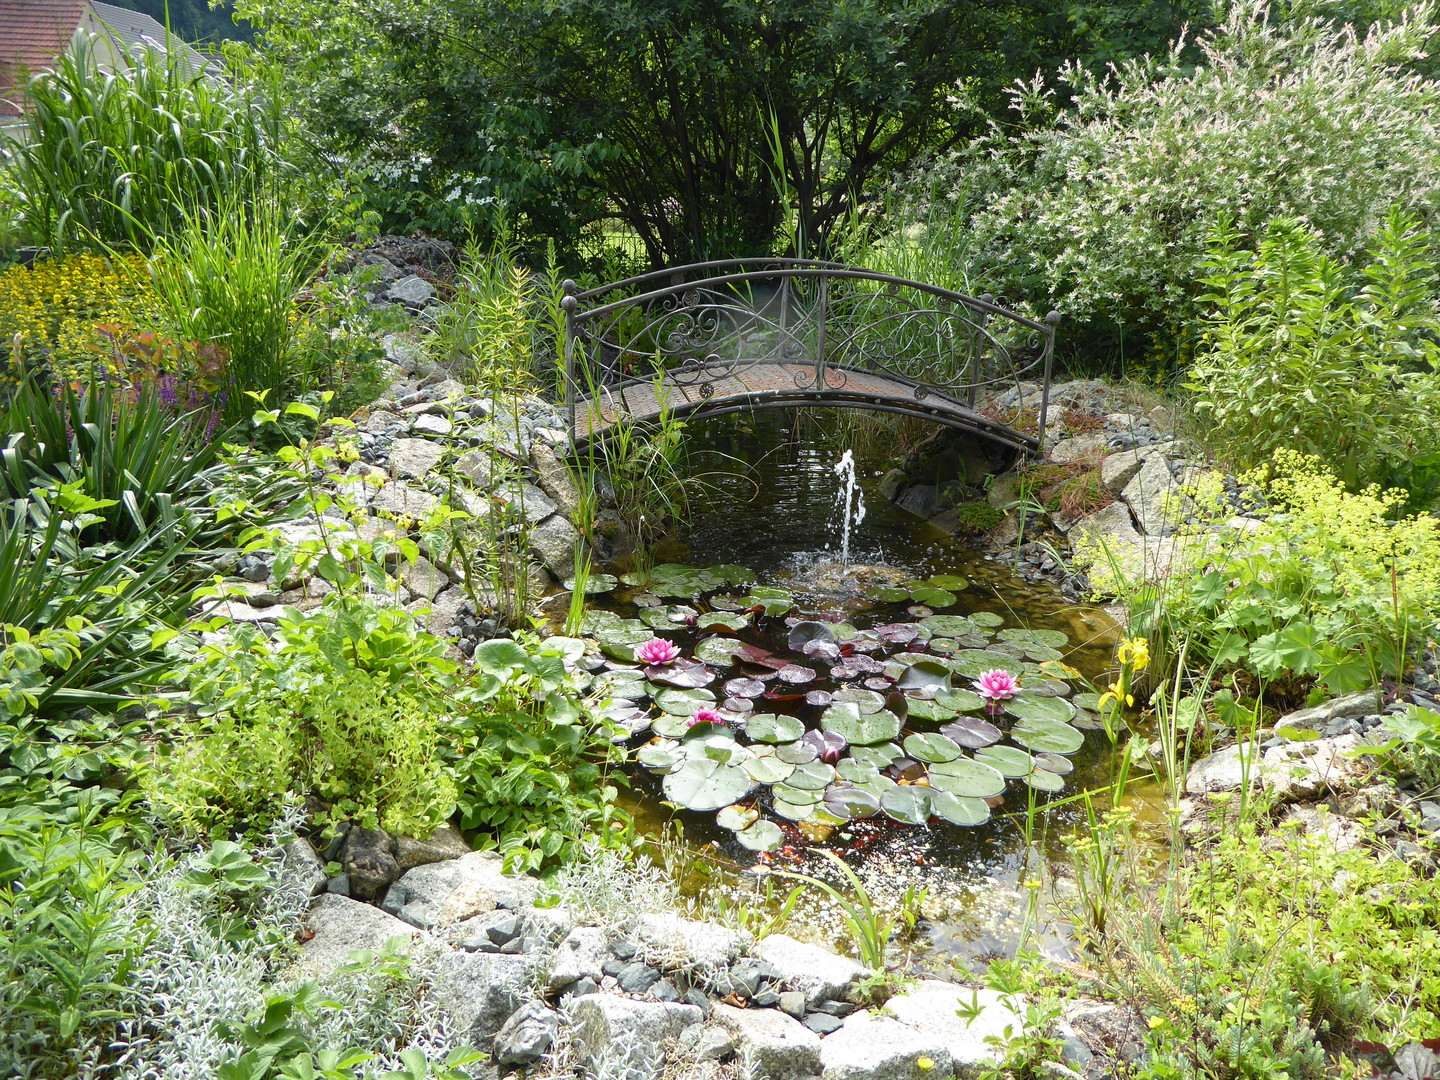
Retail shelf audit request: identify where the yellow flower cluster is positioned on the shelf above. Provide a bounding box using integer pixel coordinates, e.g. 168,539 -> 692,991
0,254 -> 160,385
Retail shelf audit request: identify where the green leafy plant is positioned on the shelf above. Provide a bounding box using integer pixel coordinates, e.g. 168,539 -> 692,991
777,849 -> 894,972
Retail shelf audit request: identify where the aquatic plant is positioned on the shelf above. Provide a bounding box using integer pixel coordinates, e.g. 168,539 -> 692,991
638,638 -> 682,666
974,669 -> 1020,703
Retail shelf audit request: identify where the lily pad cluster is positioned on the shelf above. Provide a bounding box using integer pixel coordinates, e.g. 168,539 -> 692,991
575,563 -> 1099,853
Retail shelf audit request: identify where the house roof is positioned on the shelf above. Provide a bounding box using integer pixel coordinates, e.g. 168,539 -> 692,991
0,0 -> 87,118
87,1 -> 218,80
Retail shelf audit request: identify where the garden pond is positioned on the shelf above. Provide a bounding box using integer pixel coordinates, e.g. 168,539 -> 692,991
572,414 -> 1136,971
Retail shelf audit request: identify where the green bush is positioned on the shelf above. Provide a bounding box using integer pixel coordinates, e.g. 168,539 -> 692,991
1,33 -> 285,253
1188,209 -> 1440,492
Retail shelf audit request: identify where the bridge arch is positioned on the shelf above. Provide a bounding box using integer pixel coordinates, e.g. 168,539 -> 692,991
559,259 -> 1060,454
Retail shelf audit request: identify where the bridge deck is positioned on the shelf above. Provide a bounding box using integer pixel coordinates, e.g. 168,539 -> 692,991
569,362 -> 1038,453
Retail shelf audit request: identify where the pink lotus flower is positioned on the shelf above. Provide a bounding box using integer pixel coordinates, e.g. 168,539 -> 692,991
689,707 -> 725,728
638,638 -> 682,665
973,669 -> 1020,702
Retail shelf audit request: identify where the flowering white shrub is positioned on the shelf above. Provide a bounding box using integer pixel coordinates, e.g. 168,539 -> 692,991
895,1 -> 1440,345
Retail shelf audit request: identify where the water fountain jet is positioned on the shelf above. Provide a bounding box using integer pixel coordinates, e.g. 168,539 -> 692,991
832,449 -> 866,569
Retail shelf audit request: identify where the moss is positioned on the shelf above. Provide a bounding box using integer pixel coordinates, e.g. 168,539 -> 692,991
951,500 -> 1004,535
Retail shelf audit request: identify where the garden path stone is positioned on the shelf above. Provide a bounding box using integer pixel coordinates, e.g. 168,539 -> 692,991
820,1012 -> 953,1080
341,827 -> 400,900
431,950 -> 539,1046
710,1003 -> 823,1080
388,437 -> 445,479
383,850 -> 537,930
881,982 -> 1023,1078
393,824 -> 470,871
299,894 -> 416,977
635,912 -> 748,971
754,934 -> 866,1007
494,999 -> 561,1066
547,926 -> 610,990
569,994 -> 703,1068
280,838 -> 327,898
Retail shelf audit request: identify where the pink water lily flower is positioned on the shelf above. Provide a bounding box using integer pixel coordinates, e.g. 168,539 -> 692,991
638,638 -> 682,666
689,707 -> 725,728
973,668 -> 1020,702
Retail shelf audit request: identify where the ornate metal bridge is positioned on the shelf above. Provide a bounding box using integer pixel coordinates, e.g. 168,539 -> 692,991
560,259 -> 1060,454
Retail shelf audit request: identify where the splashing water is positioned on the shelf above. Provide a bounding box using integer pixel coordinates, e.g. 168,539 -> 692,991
832,449 -> 867,567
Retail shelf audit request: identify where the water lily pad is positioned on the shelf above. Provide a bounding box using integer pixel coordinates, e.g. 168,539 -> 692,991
998,628 -> 1069,649
636,743 -> 682,771
905,697 -> 958,722
936,688 -> 986,713
736,819 -> 784,851
1072,709 -> 1106,731
927,757 -> 1006,798
772,797 -> 817,822
881,785 -> 933,825
896,661 -> 952,692
772,782 -> 822,806
745,713 -> 804,744
975,745 -> 1033,777
707,564 -> 756,586
950,652 -> 1024,680
1073,692 -> 1103,711
698,612 -> 749,632
927,638 -> 958,655
823,783 -> 881,820
985,642 -> 1028,660
638,607 -> 673,629
1010,718 -> 1085,755
1035,752 -> 1074,775
774,741 -> 819,764
909,587 -> 957,608
969,611 -> 1005,628
805,690 -> 833,707
1024,644 -> 1065,662
788,621 -> 837,651
939,715 -> 1004,749
647,659 -> 716,689
776,664 -> 818,685
831,688 -> 886,712
1025,768 -> 1065,793
800,728 -> 847,762
907,605 -> 934,618
871,586 -> 911,602
743,754 -> 795,785
595,672 -> 647,699
600,641 -> 638,663
920,615 -> 976,637
655,687 -> 716,716
822,704 -> 902,746
849,743 -> 903,769
716,804 -> 759,831
652,715 -> 694,738
663,758 -> 755,811
1025,679 -> 1072,698
1006,695 -> 1078,724
904,733 -> 963,763
927,574 -> 970,591
725,677 -> 766,698
836,758 -> 881,784
785,760 -> 837,791
695,637 -> 748,665
931,789 -> 990,826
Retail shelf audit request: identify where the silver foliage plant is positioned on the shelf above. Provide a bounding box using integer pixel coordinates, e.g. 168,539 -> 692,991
890,0 -> 1440,330
98,808 -> 462,1079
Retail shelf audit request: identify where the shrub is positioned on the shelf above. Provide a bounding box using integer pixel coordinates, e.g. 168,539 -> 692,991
892,3 -> 1440,369
1187,209 -> 1440,492
1,33 -> 284,253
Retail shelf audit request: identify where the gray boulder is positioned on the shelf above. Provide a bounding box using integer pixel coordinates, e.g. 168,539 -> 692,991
373,481 -> 440,519
531,442 -> 583,519
393,824 -> 470,872
528,515 -> 579,580
1048,432 -> 1107,465
1100,442 -> 1173,493
547,926 -> 609,991
1121,454 -> 1196,536
709,1003 -> 822,1080
389,438 -> 445,480
569,994 -> 703,1067
382,850 -> 537,930
882,982 -> 1023,1078
414,413 -> 453,438
299,893 -> 416,977
280,838 -> 327,898
454,449 -> 495,489
819,1012 -> 954,1080
634,912 -> 747,971
388,275 -> 437,306
340,828 -> 399,901
753,934 -> 865,1007
399,555 -> 449,602
1276,690 -> 1382,731
494,999 -> 561,1066
431,950 -> 539,1046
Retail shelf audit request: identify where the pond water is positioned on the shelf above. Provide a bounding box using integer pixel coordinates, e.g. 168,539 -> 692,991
586,411 -> 1126,974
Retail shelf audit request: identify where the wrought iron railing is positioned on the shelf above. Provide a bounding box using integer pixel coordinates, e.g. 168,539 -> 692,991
561,258 -> 1061,447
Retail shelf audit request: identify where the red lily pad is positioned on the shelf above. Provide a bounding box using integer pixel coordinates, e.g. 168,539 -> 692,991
777,664 -> 818,685
939,716 -> 1004,749
646,659 -> 715,688
805,690 -> 834,707
724,677 -> 766,698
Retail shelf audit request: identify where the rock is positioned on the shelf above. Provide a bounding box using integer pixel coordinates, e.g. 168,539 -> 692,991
340,828 -> 399,901
896,485 -> 938,518
1121,455 -> 1194,536
382,333 -> 427,373
383,850 -> 537,930
569,994 -> 703,1067
528,514 -> 578,580
373,480 -> 440,519
414,413 -> 453,437
495,483 -> 558,523
882,982 -> 1024,1078
652,979 -> 680,1002
879,469 -> 907,501
1261,733 -> 1368,800
202,599 -> 280,625
779,991 -> 807,1018
280,838 -> 327,898
494,999 -> 561,1066
1099,442 -> 1173,493
694,1026 -> 736,1062
1418,800 -> 1440,833
710,1003 -> 823,1080
454,449 -> 495,489
635,913 -> 748,971
1048,432 -> 1107,465
547,926 -> 610,991
754,935 -> 865,1007
1069,501 -> 1139,547
393,824 -> 470,871
531,442 -> 582,519
820,1012 -> 953,1080
399,554 -> 449,602
1281,804 -> 1365,853
457,910 -> 521,951
389,437 -> 445,480
1184,745 -> 1260,796
325,873 -> 351,896
423,588 -> 467,636
431,950 -> 538,1046
1276,690 -> 1383,731
388,275 -> 437,306
990,512 -> 1023,547
803,1013 -> 844,1035
299,893 -> 416,977
617,962 -> 662,994
526,905 -> 576,944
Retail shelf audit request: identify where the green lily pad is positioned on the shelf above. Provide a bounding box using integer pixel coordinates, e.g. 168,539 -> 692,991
871,586 -> 911,602
636,743 -> 682,771
823,783 -> 882,820
1025,679 -> 1073,698
716,804 -> 759,831
927,758 -> 1006,798
742,751 -> 795,785
939,715 -> 1004,749
848,743 -> 903,769
655,687 -> 716,716
697,612 -> 749,631
745,713 -> 804,744
736,819 -> 784,851
931,790 -> 990,826
775,741 -> 819,764
836,758 -> 881,784
1010,719 -> 1085,755
1024,644 -> 1065,662
927,574 -> 970,591
896,661 -> 952,692
975,745 -> 1033,777
998,627 -> 1069,649
785,761 -> 836,791
652,715 -> 694,738
1025,768 -> 1066,793
936,688 -> 986,713
707,564 -> 756,586
821,704 -> 903,746
1006,695 -> 1078,724
772,782 -> 822,806
950,652 -> 1024,679
969,611 -> 1005,628
1073,692 -> 1103,711
695,637 -> 748,665
920,615 -> 976,637
773,798 -> 817,822
600,641 -> 638,663
905,696 -> 959,722
830,688 -> 886,712
909,587 -> 957,608
881,785 -> 933,825
1035,752 -> 1074,775
663,759 -> 755,811
904,733 -> 963,763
